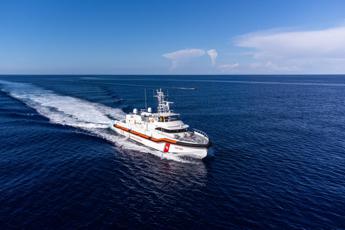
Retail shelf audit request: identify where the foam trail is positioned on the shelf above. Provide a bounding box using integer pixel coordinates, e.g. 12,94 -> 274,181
0,80 -> 191,163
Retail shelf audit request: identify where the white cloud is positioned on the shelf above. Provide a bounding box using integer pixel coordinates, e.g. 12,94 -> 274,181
207,49 -> 218,66
163,48 -> 219,69
163,48 -> 205,60
217,63 -> 239,72
162,48 -> 205,69
234,26 -> 345,73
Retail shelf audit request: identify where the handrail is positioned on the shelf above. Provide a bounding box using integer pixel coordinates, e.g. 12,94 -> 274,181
193,128 -> 209,138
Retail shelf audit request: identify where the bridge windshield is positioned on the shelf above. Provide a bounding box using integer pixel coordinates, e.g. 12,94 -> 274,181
158,115 -> 180,122
156,127 -> 188,133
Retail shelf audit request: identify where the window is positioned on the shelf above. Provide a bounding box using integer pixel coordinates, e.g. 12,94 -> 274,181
156,127 -> 188,133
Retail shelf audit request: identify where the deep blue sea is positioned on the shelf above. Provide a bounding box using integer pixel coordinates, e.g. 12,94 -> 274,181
0,75 -> 345,229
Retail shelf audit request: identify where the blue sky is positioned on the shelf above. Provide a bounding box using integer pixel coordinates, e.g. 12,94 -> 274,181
1,0 -> 345,74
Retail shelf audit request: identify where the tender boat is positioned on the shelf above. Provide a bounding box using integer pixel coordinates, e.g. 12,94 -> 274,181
110,89 -> 211,159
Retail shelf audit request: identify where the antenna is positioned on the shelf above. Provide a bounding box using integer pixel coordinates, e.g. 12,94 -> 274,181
144,88 -> 147,109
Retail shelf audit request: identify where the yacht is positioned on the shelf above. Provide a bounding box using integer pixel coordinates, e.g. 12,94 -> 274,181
110,89 -> 211,159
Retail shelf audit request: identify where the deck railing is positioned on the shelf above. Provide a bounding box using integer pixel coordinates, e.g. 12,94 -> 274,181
193,128 -> 209,139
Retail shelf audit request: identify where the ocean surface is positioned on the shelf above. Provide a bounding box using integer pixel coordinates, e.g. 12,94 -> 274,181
0,75 -> 345,229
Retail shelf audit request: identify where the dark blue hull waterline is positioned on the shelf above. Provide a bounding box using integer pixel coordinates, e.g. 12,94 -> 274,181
0,75 -> 344,229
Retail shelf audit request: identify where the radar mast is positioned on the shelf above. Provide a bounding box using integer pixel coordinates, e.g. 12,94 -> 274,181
154,89 -> 173,114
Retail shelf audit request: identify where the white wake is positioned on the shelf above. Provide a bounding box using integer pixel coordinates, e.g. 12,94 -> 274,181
0,80 -> 190,162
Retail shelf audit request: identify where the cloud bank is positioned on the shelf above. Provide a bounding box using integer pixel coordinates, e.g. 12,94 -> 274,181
161,26 -> 345,73
235,26 -> 345,73
217,63 -> 239,72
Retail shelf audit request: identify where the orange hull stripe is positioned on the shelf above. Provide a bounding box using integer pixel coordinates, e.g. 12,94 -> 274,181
114,124 -> 177,144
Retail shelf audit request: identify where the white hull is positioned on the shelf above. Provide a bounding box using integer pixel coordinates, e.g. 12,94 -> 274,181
110,124 -> 208,159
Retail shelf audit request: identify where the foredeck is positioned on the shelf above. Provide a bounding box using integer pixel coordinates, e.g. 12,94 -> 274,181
162,130 -> 209,145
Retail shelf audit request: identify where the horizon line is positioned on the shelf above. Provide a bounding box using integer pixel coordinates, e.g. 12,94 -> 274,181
1,74 -> 345,76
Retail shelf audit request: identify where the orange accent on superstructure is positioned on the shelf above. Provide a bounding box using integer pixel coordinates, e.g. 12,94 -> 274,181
114,124 -> 177,144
